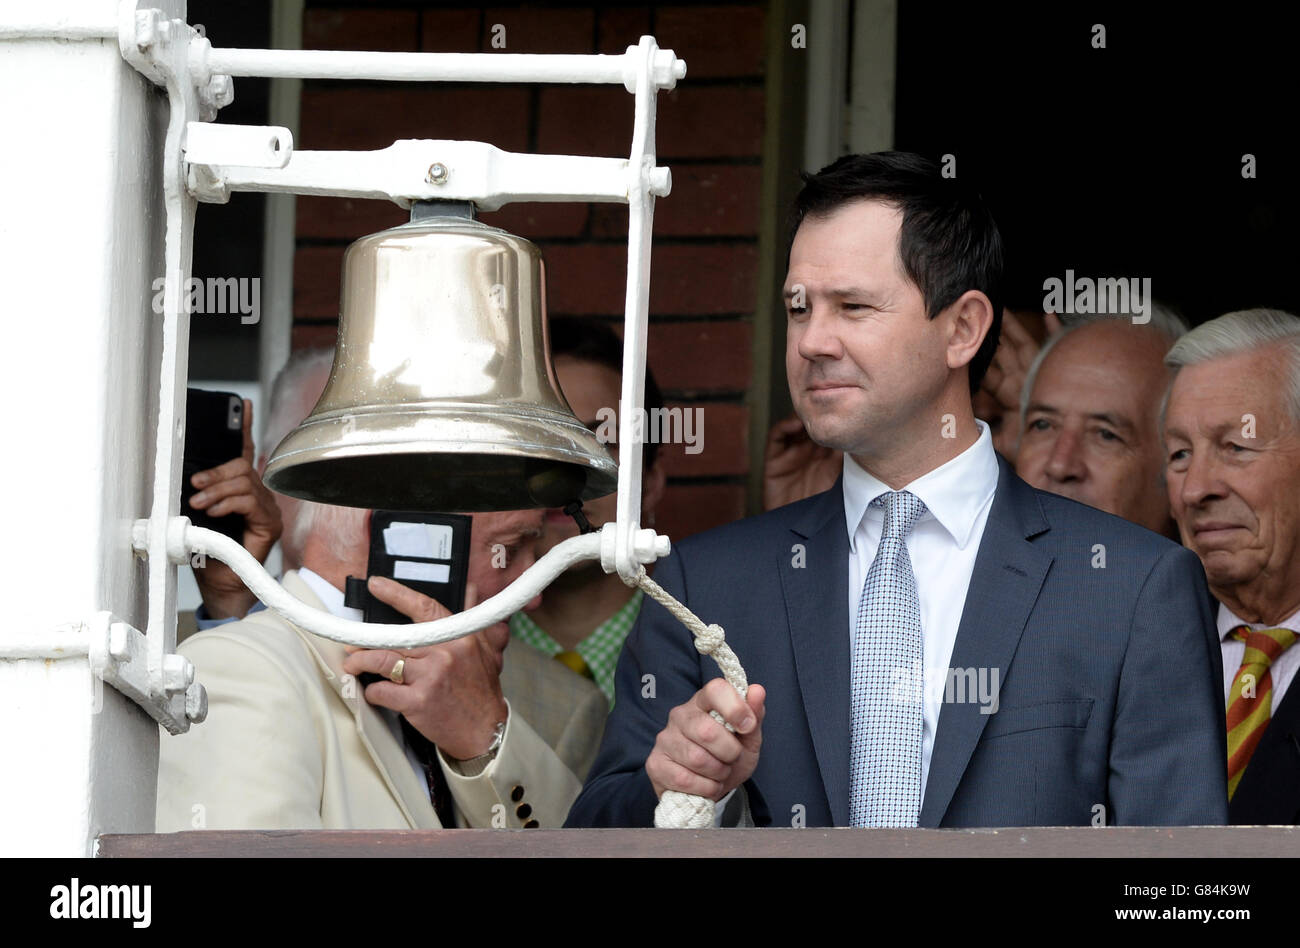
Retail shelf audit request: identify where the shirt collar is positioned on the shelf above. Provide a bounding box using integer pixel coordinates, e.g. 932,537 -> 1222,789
510,590 -> 643,705
842,420 -> 998,552
1217,602 -> 1300,643
297,566 -> 365,622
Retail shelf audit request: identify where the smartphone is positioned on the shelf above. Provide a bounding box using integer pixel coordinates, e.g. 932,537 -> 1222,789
345,511 -> 472,624
181,388 -> 246,541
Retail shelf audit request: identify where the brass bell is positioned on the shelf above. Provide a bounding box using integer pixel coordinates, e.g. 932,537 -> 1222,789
264,201 -> 618,512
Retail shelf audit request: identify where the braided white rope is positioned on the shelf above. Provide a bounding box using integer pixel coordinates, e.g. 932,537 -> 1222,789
629,566 -> 748,828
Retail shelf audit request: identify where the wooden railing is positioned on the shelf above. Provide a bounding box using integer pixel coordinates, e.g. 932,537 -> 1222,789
98,826 -> 1299,857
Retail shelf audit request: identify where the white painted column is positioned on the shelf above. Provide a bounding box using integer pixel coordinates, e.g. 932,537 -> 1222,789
258,0 -> 305,419
847,0 -> 897,154
0,0 -> 180,855
802,0 -> 850,172
803,0 -> 898,173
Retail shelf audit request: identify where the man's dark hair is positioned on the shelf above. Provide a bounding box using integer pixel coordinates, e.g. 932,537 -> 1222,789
788,151 -> 1004,395
548,317 -> 665,469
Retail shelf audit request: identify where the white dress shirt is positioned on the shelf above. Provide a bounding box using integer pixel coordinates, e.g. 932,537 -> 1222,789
1218,603 -> 1300,712
297,567 -> 431,796
842,421 -> 999,801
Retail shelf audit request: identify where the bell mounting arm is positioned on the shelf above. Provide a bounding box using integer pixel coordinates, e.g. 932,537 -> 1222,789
185,135 -> 673,210
118,0 -> 683,688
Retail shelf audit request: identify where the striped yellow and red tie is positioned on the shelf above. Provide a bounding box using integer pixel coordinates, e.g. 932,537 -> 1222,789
1226,624 -> 1297,799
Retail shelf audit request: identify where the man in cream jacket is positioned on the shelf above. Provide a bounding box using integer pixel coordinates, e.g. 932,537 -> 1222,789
157,500 -> 607,831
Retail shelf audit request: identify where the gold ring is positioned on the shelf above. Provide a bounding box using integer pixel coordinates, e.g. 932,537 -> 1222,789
388,659 -> 405,684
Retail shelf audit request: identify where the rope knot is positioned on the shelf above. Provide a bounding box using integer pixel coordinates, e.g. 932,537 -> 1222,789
635,565 -> 749,830
693,623 -> 725,655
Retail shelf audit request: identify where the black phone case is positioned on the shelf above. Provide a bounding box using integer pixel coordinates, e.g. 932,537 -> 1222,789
346,511 -> 472,624
181,389 -> 246,542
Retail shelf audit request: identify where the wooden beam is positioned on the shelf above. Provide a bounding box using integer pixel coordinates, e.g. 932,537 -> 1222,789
99,826 -> 1300,858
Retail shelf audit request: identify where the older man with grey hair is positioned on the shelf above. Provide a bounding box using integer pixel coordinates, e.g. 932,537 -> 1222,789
160,346 -> 607,831
255,347 -> 338,571
1014,306 -> 1188,536
1163,308 -> 1300,824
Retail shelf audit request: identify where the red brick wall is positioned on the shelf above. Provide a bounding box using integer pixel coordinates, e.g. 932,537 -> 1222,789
294,3 -> 765,540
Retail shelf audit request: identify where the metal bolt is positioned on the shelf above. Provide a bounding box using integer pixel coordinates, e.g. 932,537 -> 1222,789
426,162 -> 450,185
186,684 -> 208,724
162,654 -> 194,695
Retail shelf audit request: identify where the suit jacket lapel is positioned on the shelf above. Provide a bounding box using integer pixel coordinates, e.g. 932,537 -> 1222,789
280,571 -> 439,829
779,479 -> 851,825
918,458 -> 1053,827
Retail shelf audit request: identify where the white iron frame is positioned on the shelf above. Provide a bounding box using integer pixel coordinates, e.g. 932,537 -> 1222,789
95,3 -> 684,733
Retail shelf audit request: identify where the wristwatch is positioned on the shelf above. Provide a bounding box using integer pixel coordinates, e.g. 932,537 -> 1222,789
457,719 -> 506,764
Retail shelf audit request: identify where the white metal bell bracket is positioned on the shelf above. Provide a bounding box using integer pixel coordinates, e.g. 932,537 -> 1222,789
113,1 -> 684,729
183,135 -> 672,209
3,614 -> 205,736
131,519 -> 667,652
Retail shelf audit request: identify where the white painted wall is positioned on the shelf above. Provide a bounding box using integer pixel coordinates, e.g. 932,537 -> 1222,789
0,0 -> 182,855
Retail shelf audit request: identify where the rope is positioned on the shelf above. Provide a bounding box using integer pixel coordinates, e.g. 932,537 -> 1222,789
628,566 -> 749,829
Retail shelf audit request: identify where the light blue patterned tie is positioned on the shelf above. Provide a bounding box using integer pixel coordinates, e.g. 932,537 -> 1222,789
850,490 -> 927,827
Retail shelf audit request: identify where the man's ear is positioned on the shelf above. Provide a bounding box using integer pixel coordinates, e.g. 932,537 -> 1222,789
641,455 -> 667,517
945,289 -> 995,372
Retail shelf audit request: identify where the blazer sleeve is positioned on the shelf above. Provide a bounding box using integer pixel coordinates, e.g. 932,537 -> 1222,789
156,631 -> 327,831
437,700 -> 582,829
1108,545 -> 1229,825
565,549 -> 711,827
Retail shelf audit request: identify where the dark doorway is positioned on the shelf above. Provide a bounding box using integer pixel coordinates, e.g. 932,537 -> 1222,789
895,4 -> 1298,322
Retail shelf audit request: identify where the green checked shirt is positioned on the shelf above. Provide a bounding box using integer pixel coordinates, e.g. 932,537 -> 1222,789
509,589 -> 643,707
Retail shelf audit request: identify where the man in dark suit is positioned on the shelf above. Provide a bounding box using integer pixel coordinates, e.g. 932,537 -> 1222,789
566,152 -> 1227,828
1164,308 -> 1300,825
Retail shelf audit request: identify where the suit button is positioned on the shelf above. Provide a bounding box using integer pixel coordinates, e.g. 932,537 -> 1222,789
523,819 -> 539,829
510,785 -> 525,802
516,803 -> 532,820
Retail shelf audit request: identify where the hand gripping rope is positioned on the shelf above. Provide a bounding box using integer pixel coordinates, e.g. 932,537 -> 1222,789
628,567 -> 750,828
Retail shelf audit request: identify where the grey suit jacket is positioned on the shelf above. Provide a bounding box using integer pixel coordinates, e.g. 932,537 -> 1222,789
567,458 -> 1228,827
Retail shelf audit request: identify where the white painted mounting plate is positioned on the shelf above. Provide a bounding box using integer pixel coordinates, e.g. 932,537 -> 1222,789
188,137 -> 671,210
